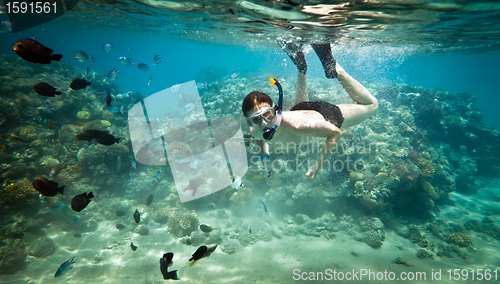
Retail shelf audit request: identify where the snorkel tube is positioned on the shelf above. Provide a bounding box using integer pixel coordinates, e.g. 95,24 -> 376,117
263,78 -> 283,140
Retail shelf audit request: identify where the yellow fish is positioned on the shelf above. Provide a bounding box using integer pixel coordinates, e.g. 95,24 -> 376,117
71,167 -> 83,171
253,175 -> 262,180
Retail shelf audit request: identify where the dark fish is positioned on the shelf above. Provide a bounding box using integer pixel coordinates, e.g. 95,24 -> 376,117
33,118 -> 58,129
75,129 -> 108,141
131,242 -> 137,251
116,210 -> 125,217
160,252 -> 179,280
105,93 -> 112,107
49,163 -> 67,177
189,244 -> 217,267
137,63 -> 149,71
54,256 -> 75,277
71,192 -> 94,212
153,55 -> 162,65
134,209 -> 140,223
249,224 -> 252,233
8,134 -> 28,143
96,134 -> 120,146
116,224 -> 125,230
34,82 -> 62,97
260,200 -> 268,213
182,177 -> 205,197
32,177 -> 65,196
73,233 -> 82,238
146,194 -> 154,206
200,224 -> 212,233
90,55 -> 96,64
14,38 -> 62,64
70,79 -> 91,90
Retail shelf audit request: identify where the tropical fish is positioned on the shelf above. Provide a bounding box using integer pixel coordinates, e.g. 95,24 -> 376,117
102,42 -> 113,52
137,63 -> 149,71
106,68 -> 119,80
170,84 -> 181,92
131,158 -> 137,169
0,20 -> 12,32
32,177 -> 65,196
71,192 -> 94,212
134,209 -> 140,223
130,242 -> 137,251
75,130 -> 108,141
231,72 -> 238,79
116,210 -> 125,217
105,92 -> 113,107
54,256 -> 75,277
33,118 -> 58,129
116,224 -> 125,230
156,170 -> 161,180
184,102 -> 196,112
34,82 -> 62,97
89,55 -> 96,64
96,134 -> 120,146
72,51 -> 89,62
260,200 -> 268,213
77,122 -> 86,127
71,167 -> 83,171
84,67 -> 89,78
248,224 -> 252,233
70,78 -> 91,90
0,119 -> 6,126
99,88 -> 110,99
118,56 -> 133,66
160,252 -> 179,280
153,55 -> 162,65
196,81 -> 209,90
148,75 -> 152,86
8,135 -> 27,143
211,161 -> 219,168
49,163 -> 67,177
189,158 -> 198,169
43,101 -> 55,113
14,38 -> 62,64
231,175 -> 242,190
146,194 -> 154,206
43,198 -> 79,224
73,233 -> 82,238
253,175 -> 262,180
189,244 -> 217,267
199,224 -> 212,233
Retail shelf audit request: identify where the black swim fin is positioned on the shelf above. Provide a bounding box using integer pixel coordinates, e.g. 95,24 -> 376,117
278,41 -> 307,75
311,43 -> 337,79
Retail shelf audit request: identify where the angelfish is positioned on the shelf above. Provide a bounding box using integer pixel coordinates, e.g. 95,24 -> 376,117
54,256 -> 75,277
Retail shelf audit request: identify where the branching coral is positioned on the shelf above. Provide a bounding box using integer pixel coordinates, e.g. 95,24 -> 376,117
0,178 -> 41,213
445,232 -> 473,248
229,187 -> 253,207
417,158 -> 436,178
167,209 -> 200,237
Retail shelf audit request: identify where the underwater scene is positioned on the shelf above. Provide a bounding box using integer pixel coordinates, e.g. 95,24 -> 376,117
1,0 -> 500,283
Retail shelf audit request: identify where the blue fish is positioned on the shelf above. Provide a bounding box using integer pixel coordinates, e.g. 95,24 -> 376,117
131,158 -> 137,169
260,200 -> 267,213
248,224 -> 252,233
90,55 -> 96,64
107,106 -> 118,113
102,42 -> 113,52
153,55 -> 162,65
231,72 -> 238,79
148,75 -> 152,86
43,101 -> 55,113
196,81 -> 209,90
137,63 -> 149,71
156,170 -> 161,180
106,68 -> 119,80
99,88 -> 110,99
118,56 -> 133,66
54,256 -> 75,277
43,198 -> 79,224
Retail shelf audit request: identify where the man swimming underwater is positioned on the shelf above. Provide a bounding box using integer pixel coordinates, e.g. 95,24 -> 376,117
243,42 -> 378,179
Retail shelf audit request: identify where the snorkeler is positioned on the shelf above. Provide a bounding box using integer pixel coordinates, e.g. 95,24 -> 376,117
242,42 -> 378,179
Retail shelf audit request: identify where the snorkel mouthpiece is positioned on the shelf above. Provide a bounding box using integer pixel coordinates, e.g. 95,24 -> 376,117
263,78 -> 283,140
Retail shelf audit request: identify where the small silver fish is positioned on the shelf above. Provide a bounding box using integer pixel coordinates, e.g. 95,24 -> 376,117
73,51 -> 88,62
106,68 -> 119,80
170,84 -> 181,92
118,56 -> 133,66
231,72 -> 238,79
137,63 -> 149,71
153,55 -> 162,65
54,256 -> 75,278
102,42 -> 113,52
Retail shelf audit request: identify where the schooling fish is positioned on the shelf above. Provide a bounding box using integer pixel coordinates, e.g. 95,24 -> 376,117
96,134 -> 120,146
260,200 -> 268,213
137,63 -> 149,71
34,82 -> 62,97
32,177 -> 65,196
118,56 -> 133,66
134,209 -> 140,223
49,163 -> 67,177
72,51 -> 89,62
160,252 -> 179,280
146,194 -> 154,207
199,224 -> 212,233
189,244 -> 217,267
102,42 -> 113,52
70,78 -> 91,90
75,129 -> 109,141
106,68 -> 119,80
231,72 -> 238,79
148,75 -> 152,86
54,256 -> 75,278
89,55 -> 96,64
71,192 -> 94,212
231,175 -> 243,190
130,242 -> 138,251
14,38 -> 62,64
153,55 -> 162,65
43,101 -> 55,113
131,158 -> 137,169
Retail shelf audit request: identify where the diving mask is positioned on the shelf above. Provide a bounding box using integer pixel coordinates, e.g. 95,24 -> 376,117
246,107 -> 276,127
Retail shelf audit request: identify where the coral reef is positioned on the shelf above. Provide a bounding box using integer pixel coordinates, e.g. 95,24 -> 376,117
0,239 -> 27,274
445,232 -> 473,248
77,110 -> 90,120
167,209 -> 200,237
229,187 -> 253,207
0,178 -> 41,215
